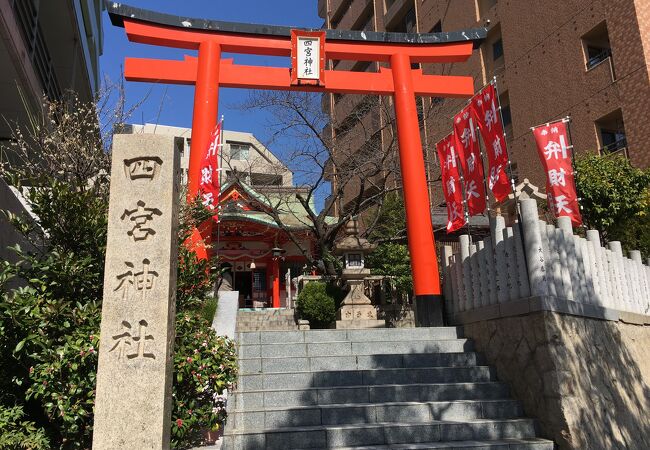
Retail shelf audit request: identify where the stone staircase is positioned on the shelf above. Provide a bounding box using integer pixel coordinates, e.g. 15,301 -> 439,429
235,309 -> 298,332
222,328 -> 554,449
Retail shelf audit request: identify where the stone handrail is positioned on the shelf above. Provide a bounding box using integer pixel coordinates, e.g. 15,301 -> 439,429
442,198 -> 650,319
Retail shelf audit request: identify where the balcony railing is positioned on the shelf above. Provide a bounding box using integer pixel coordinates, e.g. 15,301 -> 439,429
600,137 -> 628,157
586,48 -> 612,70
11,0 -> 61,101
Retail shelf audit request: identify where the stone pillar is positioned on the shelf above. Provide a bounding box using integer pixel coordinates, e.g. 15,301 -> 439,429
513,223 -> 531,298
460,235 -> 473,311
454,250 -> 466,313
449,254 -> 460,315
491,216 -> 509,303
519,199 -> 548,297
93,134 -> 180,449
609,241 -> 627,311
546,224 -> 564,298
469,243 -> 480,310
503,227 -> 519,300
577,237 -> 596,303
572,235 -> 589,304
476,241 -> 490,306
553,226 -> 574,301
603,246 -> 616,310
630,251 -> 648,310
442,245 -> 455,310
556,217 -> 582,303
587,230 -> 608,307
482,237 -> 498,305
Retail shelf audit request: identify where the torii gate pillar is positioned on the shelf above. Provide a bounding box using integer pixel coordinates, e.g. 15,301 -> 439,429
391,52 -> 441,322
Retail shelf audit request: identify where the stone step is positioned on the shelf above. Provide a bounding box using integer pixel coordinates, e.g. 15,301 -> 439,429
223,418 -> 538,449
320,438 -> 554,449
238,366 -> 495,391
239,352 -> 485,374
239,339 -> 473,358
238,328 -> 463,344
232,382 -> 512,409
230,399 -> 523,429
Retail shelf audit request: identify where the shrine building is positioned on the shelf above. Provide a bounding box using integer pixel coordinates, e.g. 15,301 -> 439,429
123,123 -> 320,308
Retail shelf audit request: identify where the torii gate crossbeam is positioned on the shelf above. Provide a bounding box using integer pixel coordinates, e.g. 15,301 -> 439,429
107,3 -> 486,325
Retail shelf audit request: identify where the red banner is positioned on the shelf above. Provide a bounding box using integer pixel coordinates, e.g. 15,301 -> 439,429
199,120 -> 223,212
436,133 -> 466,233
453,105 -> 486,216
532,120 -> 582,225
471,83 -> 511,202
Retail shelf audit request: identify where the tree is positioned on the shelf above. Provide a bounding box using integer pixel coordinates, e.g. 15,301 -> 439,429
232,90 -> 440,274
575,154 -> 650,257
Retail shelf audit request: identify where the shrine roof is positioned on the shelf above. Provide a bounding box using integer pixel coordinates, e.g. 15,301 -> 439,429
218,179 -> 324,231
106,2 -> 486,48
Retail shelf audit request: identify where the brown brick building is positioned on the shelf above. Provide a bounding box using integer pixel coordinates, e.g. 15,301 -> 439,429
318,0 -> 650,208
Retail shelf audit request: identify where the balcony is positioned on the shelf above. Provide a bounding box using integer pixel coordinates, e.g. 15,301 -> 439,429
328,0 -> 352,24
384,0 -> 414,32
337,0 -> 373,32
334,94 -> 378,130
10,0 -> 61,100
600,137 -> 628,157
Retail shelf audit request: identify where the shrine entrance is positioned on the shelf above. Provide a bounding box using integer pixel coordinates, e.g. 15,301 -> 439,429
107,3 -> 486,325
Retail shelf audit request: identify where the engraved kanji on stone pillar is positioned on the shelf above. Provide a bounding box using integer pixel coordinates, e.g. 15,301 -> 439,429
93,134 -> 181,450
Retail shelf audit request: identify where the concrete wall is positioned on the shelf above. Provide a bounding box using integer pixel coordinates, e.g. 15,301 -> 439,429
0,177 -> 37,265
463,310 -> 650,450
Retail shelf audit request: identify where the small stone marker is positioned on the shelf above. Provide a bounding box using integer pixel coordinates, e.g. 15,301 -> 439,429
93,134 -> 181,449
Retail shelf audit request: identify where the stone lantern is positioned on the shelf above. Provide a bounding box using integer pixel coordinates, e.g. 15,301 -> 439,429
333,220 -> 386,329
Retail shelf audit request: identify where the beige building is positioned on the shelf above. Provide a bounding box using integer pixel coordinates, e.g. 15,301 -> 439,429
124,123 -> 293,188
319,0 -> 650,207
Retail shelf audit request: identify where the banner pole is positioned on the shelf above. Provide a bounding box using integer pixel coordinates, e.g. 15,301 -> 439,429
476,123 -> 492,215
457,150 -> 472,243
492,76 -> 530,278
563,115 -> 585,229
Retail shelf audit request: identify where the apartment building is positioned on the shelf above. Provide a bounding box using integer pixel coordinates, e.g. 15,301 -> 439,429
0,0 -> 103,139
0,0 -> 104,263
319,0 -> 650,208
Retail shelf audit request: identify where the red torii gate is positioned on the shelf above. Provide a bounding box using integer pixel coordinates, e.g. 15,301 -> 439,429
108,4 -> 485,325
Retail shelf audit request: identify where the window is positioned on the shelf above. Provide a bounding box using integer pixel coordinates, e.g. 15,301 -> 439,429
493,38 -> 504,60
582,22 -> 613,71
499,90 -> 512,128
595,109 -> 627,156
501,105 -> 512,128
230,143 -> 250,160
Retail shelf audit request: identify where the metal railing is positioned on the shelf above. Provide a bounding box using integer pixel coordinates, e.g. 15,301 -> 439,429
586,48 -> 612,70
600,137 -> 627,156
11,0 -> 61,101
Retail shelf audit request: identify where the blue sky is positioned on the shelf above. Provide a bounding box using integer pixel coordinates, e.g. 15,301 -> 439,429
100,1 -> 323,134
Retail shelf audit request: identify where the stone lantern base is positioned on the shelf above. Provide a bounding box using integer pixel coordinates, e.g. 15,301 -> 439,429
335,269 -> 385,329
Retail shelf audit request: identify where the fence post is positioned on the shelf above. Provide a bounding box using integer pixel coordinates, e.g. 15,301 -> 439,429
519,199 -> 548,297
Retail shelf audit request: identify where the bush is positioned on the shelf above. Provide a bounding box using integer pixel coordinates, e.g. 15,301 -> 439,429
171,313 -> 236,449
575,154 -> 650,257
296,282 -> 336,328
366,243 -> 412,295
0,404 -> 49,449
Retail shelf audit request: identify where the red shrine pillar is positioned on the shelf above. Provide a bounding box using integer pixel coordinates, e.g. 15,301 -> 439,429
271,258 -> 281,308
390,52 -> 443,326
187,40 -> 221,258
